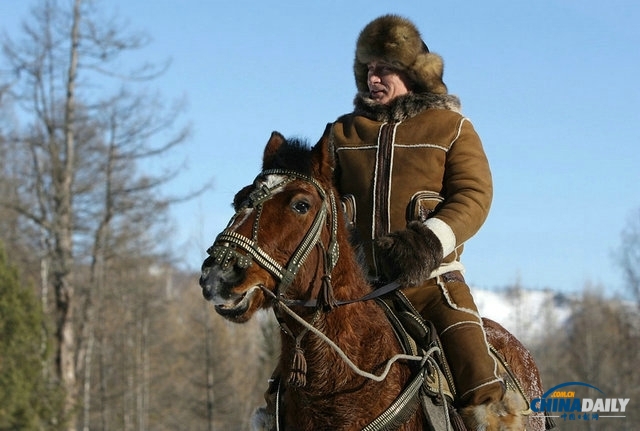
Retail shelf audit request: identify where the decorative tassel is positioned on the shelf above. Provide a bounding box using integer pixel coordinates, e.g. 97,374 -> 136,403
313,242 -> 338,312
449,404 -> 468,431
318,274 -> 338,311
287,346 -> 307,388
545,414 -> 556,430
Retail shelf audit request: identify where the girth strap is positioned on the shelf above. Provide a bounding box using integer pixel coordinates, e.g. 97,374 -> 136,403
362,368 -> 427,431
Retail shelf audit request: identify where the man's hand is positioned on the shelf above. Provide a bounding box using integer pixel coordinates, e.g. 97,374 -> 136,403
375,221 -> 444,286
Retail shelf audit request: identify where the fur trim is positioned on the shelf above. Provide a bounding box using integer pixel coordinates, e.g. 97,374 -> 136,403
354,91 -> 461,122
354,14 -> 447,94
250,406 -> 276,431
458,389 -> 529,431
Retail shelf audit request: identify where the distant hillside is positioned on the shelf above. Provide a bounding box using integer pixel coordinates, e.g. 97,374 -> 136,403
471,287 -> 573,343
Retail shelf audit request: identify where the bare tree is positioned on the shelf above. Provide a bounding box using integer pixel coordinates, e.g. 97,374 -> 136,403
0,0 -> 190,427
531,287 -> 639,431
617,207 -> 640,306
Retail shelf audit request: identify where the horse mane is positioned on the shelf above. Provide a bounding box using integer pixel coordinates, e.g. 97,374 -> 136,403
261,136 -> 314,175
232,137 -> 315,211
262,134 -> 372,273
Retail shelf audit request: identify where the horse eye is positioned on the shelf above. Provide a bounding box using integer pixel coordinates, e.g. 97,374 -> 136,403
292,200 -> 310,214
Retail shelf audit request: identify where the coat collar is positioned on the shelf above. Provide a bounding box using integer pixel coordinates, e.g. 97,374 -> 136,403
353,92 -> 462,122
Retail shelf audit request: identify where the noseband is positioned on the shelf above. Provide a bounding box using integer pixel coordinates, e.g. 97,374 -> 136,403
206,168 -> 340,307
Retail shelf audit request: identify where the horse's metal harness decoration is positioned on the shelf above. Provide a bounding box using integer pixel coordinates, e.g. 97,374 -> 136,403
207,168 -> 340,308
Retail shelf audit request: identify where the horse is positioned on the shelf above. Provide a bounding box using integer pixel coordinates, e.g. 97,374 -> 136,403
199,131 -> 549,431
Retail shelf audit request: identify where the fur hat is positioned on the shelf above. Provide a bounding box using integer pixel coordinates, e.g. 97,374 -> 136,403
354,15 -> 447,95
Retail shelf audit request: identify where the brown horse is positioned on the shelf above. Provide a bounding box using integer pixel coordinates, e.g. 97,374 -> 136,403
200,132 -> 548,431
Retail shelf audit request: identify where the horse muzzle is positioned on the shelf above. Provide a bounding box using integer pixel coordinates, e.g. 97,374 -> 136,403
199,260 -> 263,321
199,253 -> 247,301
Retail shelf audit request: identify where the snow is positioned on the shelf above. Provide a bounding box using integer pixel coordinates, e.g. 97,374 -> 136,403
471,287 -> 572,344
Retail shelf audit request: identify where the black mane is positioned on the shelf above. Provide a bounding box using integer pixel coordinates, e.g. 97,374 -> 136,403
262,137 -> 313,176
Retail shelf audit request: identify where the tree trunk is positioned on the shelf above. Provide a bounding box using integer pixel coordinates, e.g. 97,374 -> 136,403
54,0 -> 81,427
82,330 -> 94,431
98,320 -> 110,431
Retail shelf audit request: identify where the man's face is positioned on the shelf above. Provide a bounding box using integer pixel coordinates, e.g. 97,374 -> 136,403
367,61 -> 411,105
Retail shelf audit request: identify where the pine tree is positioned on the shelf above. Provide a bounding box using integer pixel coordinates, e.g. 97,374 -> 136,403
0,244 -> 65,430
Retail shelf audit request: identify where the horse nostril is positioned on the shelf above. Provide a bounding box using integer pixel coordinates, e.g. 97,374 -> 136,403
216,262 -> 247,286
199,263 -> 214,286
201,283 -> 214,300
199,271 -> 213,299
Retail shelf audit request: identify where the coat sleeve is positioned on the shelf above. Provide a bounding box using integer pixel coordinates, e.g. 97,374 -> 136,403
425,117 -> 492,256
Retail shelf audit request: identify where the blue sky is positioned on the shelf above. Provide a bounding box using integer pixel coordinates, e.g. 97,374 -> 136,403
2,0 -> 639,296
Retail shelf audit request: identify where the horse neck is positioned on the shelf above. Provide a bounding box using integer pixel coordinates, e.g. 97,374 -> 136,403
278,300 -> 396,393
278,226 -> 402,394
330,214 -> 372,301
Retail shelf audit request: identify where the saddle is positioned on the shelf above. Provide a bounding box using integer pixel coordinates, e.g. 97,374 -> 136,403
374,290 -> 533,431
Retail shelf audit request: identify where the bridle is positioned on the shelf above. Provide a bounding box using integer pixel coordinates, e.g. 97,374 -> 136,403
206,168 -> 340,309
207,167 -> 406,309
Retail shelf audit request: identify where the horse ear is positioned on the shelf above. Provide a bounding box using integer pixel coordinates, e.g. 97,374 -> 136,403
263,131 -> 286,168
311,124 -> 334,183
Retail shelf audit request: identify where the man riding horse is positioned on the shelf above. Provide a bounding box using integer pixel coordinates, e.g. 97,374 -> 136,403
245,14 -> 544,431
324,14 -> 501,429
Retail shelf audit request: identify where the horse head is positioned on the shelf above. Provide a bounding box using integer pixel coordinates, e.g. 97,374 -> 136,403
199,130 -> 338,323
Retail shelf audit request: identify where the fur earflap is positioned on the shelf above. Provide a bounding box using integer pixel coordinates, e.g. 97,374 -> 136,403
354,14 -> 447,95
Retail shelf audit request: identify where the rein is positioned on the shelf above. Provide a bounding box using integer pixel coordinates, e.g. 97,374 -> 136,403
282,279 -> 403,308
261,285 -> 429,382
